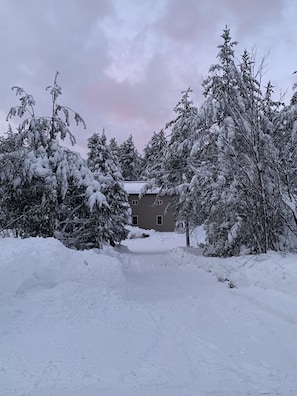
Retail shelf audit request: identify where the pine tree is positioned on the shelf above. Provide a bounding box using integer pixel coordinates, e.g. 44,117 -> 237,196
195,27 -> 241,255
160,88 -> 198,246
0,126 -> 25,237
87,130 -> 131,245
141,129 -> 168,181
55,149 -> 108,250
118,134 -> 143,181
1,73 -> 109,249
198,29 -> 282,255
109,137 -> 120,159
275,80 -> 297,240
202,26 -> 238,121
230,51 -> 283,254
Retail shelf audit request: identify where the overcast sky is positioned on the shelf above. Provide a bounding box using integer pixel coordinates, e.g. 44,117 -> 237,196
1,0 -> 296,156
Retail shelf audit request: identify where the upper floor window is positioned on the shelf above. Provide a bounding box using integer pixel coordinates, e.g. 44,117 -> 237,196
156,199 -> 163,205
132,200 -> 138,205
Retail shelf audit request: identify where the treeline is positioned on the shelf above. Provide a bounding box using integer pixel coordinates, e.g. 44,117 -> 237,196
1,27 -> 297,256
123,27 -> 297,256
147,27 -> 297,256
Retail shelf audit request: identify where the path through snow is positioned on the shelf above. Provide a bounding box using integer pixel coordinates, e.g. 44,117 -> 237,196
120,246 -> 297,396
0,234 -> 297,395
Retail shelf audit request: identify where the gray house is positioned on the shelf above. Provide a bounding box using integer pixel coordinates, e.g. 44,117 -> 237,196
124,182 -> 175,232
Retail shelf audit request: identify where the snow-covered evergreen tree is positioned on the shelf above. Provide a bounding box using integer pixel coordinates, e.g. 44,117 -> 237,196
109,137 -> 120,159
141,129 -> 168,181
230,51 -> 283,254
160,88 -> 198,246
87,131 -> 131,245
274,80 -> 297,240
198,29 -> 282,255
0,126 -> 25,236
55,149 -> 108,250
195,27 -> 241,255
118,134 -> 143,181
0,73 -> 109,249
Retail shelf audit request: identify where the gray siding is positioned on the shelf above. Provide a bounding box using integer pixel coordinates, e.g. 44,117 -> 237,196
128,194 -> 175,232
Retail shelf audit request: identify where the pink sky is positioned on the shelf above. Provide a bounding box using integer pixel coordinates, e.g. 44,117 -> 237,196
1,0 -> 296,156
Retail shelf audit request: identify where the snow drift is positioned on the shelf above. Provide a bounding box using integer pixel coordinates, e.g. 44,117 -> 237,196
1,232 -> 297,396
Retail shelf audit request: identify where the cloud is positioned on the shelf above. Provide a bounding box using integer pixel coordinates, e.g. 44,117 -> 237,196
82,52 -> 181,150
0,0 -> 113,108
1,0 -> 297,155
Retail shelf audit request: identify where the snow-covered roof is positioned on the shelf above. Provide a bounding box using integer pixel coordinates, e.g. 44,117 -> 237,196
123,181 -> 159,195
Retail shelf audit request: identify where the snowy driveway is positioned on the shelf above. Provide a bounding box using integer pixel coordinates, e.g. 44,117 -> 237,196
121,248 -> 297,396
0,235 -> 297,395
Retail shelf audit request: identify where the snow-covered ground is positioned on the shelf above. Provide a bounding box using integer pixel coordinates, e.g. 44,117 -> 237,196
1,228 -> 297,396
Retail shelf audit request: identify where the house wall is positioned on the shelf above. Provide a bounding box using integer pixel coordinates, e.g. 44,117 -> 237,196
128,194 -> 175,232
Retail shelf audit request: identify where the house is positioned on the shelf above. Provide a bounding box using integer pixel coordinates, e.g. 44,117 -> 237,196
124,181 -> 175,232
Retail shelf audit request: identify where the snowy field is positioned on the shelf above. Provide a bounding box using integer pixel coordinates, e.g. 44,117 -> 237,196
1,228 -> 297,396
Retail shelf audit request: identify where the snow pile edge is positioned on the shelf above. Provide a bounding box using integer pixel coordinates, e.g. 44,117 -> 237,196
173,247 -> 297,297
0,237 -> 125,298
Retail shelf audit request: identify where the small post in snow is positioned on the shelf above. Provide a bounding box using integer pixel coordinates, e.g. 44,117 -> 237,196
185,222 -> 190,247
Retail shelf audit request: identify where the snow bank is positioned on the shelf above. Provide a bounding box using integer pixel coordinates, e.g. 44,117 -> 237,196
124,226 -> 297,297
1,233 -> 297,395
126,225 -> 153,239
124,227 -> 188,253
0,237 -> 124,299
174,247 -> 297,297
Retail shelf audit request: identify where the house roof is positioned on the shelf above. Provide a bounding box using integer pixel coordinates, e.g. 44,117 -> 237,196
123,181 -> 160,195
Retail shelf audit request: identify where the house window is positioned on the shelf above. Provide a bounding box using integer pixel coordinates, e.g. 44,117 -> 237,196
156,215 -> 163,225
132,215 -> 138,225
156,199 -> 163,205
132,200 -> 138,205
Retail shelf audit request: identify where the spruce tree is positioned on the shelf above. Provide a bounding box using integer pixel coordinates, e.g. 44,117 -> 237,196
1,73 -> 109,249
109,137 -> 120,159
87,130 -> 130,245
274,80 -> 297,240
198,29 -> 282,255
160,88 -> 198,246
55,149 -> 108,250
118,134 -> 143,181
0,126 -> 25,237
141,129 -> 168,181
229,50 -> 283,254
